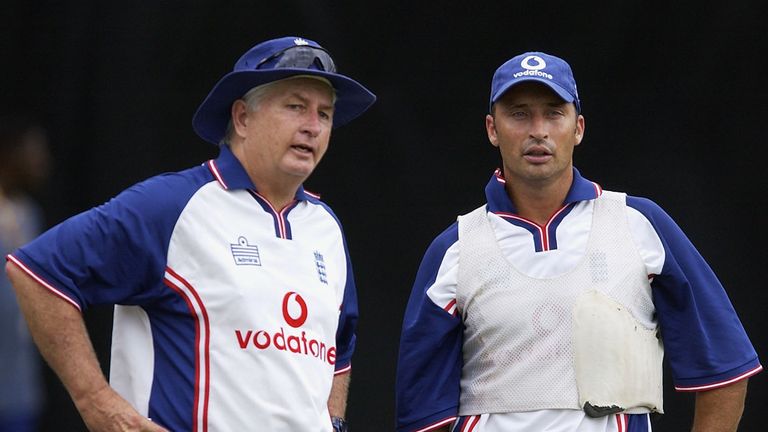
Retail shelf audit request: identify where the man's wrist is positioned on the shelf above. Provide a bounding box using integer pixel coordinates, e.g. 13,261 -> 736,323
331,416 -> 348,432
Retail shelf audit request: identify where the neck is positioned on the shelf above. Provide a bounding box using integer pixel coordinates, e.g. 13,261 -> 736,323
243,159 -> 300,209
505,170 -> 573,226
252,181 -> 298,211
229,142 -> 302,210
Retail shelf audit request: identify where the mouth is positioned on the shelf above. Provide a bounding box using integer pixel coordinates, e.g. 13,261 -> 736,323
290,144 -> 314,155
523,145 -> 553,164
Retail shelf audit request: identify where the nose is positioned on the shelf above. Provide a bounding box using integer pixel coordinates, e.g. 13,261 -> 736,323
529,114 -> 549,140
300,110 -> 323,138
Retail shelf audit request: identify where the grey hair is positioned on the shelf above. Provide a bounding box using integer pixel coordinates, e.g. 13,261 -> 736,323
219,75 -> 337,147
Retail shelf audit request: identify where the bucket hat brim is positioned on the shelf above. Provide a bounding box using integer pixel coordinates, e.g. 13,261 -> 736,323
192,67 -> 375,145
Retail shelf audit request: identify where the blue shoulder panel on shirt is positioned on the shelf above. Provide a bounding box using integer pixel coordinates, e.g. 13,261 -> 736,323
397,222 -> 463,431
626,196 -> 761,389
14,165 -> 213,309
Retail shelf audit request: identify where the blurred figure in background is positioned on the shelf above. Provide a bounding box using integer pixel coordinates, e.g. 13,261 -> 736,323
0,114 -> 51,432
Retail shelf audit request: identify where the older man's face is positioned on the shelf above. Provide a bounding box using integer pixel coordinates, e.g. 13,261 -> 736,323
234,77 -> 335,185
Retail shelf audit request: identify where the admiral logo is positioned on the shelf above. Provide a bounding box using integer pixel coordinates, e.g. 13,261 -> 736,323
234,291 -> 336,365
294,38 -> 309,46
231,236 -> 261,266
514,55 -> 553,80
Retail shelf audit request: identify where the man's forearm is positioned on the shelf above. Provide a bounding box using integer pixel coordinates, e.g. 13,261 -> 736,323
6,260 -> 109,403
692,379 -> 748,432
328,371 -> 351,418
6,261 -> 171,431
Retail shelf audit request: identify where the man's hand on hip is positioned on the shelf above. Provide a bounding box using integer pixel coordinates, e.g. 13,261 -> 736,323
76,385 -> 169,432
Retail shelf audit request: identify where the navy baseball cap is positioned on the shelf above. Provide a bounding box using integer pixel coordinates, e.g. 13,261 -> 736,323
489,52 -> 580,113
192,36 -> 377,145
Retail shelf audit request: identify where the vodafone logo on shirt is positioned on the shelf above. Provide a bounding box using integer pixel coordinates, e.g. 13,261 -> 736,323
234,291 -> 336,365
282,291 -> 308,327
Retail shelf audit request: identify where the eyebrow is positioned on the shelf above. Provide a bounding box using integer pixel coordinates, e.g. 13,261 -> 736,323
287,92 -> 335,111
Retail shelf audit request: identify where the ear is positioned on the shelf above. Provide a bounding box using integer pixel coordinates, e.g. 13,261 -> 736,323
574,114 -> 585,146
231,100 -> 249,139
486,114 -> 499,147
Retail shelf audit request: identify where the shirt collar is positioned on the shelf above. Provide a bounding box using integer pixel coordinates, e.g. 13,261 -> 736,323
485,167 -> 602,214
206,145 -> 318,201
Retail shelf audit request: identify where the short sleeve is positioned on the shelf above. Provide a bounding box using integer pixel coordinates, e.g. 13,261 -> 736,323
10,172 -> 202,310
627,196 -> 761,390
396,223 -> 463,432
333,239 -> 358,373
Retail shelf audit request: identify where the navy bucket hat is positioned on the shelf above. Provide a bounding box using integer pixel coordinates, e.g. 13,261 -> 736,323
490,52 -> 580,113
192,36 -> 377,145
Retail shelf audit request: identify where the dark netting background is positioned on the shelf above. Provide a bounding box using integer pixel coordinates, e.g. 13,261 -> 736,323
2,1 -> 765,430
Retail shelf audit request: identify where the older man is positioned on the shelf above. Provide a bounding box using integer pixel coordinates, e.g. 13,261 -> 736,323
6,36 -> 375,432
